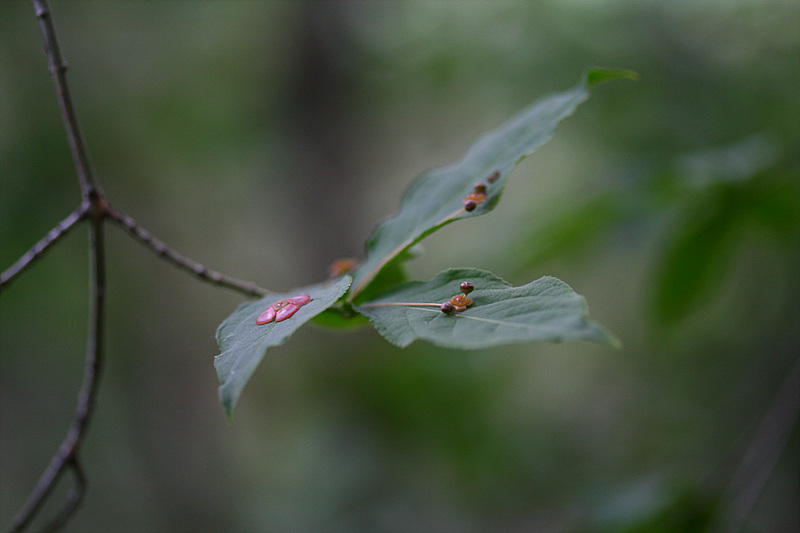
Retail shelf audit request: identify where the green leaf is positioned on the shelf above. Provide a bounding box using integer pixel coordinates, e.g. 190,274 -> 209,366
214,275 -> 351,420
355,268 -> 619,349
312,246 -> 422,329
351,245 -> 419,304
348,68 -> 636,301
652,137 -> 796,325
518,193 -> 626,267
586,68 -> 639,86
312,305 -> 369,330
653,189 -> 741,325
675,134 -> 779,189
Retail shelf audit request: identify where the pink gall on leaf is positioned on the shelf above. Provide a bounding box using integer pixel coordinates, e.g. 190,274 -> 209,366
256,294 -> 312,325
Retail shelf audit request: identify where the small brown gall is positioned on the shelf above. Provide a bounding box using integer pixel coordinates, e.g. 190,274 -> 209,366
473,182 -> 487,194
328,257 -> 359,278
463,190 -> 487,208
459,281 -> 474,295
448,294 -> 473,312
440,301 -> 455,314
487,170 -> 500,183
464,200 -> 477,212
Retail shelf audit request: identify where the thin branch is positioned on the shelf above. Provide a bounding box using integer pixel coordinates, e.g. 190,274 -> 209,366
32,0 -> 97,199
39,459 -> 86,533
9,220 -> 105,533
712,354 -> 800,533
106,207 -> 269,298
11,2 -> 267,530
0,205 -> 88,294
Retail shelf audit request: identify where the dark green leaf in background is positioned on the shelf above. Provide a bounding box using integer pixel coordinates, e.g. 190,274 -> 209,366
356,268 -> 619,349
653,188 -> 740,325
215,276 -> 351,420
652,137 -> 799,325
517,192 -> 626,268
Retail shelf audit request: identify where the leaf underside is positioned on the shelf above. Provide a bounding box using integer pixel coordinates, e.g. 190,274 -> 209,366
355,268 -> 619,350
214,276 -> 351,420
348,68 -> 636,301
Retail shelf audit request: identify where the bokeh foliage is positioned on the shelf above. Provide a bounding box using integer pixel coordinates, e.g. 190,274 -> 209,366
1,1 -> 797,532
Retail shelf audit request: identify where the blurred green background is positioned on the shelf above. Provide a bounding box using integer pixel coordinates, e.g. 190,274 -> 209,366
1,1 -> 798,531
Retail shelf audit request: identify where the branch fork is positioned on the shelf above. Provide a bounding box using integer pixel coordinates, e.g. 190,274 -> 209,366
3,2 -> 269,530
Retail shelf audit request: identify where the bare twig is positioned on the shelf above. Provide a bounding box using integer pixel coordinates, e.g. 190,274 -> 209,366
40,459 -> 86,533
712,355 -> 800,533
32,0 -> 98,200
10,1 -> 269,530
7,2 -> 105,531
0,205 -> 88,293
9,220 -> 105,533
33,0 -> 97,200
107,207 -> 269,298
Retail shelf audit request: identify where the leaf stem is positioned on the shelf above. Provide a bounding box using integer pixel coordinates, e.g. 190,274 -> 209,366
360,302 -> 442,308
106,207 -> 269,298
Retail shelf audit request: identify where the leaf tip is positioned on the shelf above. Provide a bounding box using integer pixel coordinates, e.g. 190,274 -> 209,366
606,331 -> 624,350
220,388 -> 236,423
586,317 -> 622,349
585,68 -> 639,86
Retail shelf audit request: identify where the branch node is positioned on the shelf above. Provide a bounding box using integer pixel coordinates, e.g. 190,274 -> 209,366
86,192 -> 110,221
